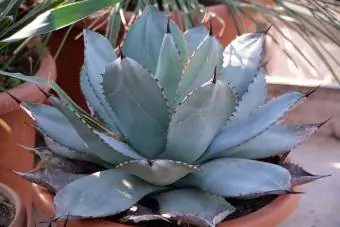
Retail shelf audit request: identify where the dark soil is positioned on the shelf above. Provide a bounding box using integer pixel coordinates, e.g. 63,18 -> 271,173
225,195 -> 277,220
0,194 -> 15,227
114,195 -> 277,227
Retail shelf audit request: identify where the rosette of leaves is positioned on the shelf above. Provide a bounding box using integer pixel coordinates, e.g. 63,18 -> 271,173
1,6 -> 328,227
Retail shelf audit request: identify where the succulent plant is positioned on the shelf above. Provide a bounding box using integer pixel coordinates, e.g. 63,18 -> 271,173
1,5 -> 328,227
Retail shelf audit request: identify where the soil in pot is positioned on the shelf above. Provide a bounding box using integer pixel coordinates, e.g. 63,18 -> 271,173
0,193 -> 15,227
108,195 -> 278,227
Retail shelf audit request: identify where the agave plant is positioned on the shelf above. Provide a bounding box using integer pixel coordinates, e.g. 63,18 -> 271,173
1,6 -> 328,227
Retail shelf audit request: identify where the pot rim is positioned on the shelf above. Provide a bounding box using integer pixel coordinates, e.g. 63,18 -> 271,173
0,47 -> 57,115
32,183 -> 300,227
0,182 -> 26,226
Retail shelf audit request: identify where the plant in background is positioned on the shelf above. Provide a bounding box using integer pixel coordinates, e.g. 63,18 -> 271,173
84,0 -> 340,81
0,0 -> 120,90
1,6 -> 328,227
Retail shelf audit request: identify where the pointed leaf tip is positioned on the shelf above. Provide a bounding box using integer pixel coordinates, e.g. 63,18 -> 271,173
147,160 -> 154,166
36,85 -> 51,98
261,58 -> 271,68
209,20 -> 213,36
6,91 -> 21,104
282,162 -> 330,186
317,117 -> 332,128
166,18 -> 170,33
62,214 -> 70,227
118,46 -> 125,59
212,67 -> 217,84
263,24 -> 273,34
305,85 -> 320,97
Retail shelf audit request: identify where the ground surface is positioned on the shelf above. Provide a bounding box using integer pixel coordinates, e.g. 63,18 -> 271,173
279,136 -> 340,227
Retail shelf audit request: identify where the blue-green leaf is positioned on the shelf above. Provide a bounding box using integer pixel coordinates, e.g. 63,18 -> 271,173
220,33 -> 265,98
160,81 -> 236,163
226,124 -> 319,159
95,132 -> 145,160
231,68 -> 267,121
122,6 -> 187,74
54,169 -> 161,218
20,146 -> 103,174
21,102 -> 87,152
182,158 -> 291,198
13,169 -> 85,193
43,132 -> 106,165
115,159 -> 199,186
176,35 -> 223,102
184,26 -> 209,55
155,33 -> 182,108
102,57 -> 170,158
49,97 -> 139,165
154,188 -> 235,227
200,91 -> 306,162
80,29 -> 120,132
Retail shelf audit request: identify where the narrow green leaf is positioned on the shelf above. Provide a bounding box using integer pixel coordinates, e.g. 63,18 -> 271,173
43,133 -> 107,166
2,0 -> 120,42
0,70 -> 86,116
0,70 -> 115,135
0,16 -> 13,29
21,102 -> 88,152
49,97 -> 140,165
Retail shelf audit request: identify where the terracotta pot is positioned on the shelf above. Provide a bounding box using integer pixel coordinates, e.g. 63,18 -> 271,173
0,49 -> 57,227
0,182 -> 26,227
195,4 -> 255,47
33,183 -> 300,227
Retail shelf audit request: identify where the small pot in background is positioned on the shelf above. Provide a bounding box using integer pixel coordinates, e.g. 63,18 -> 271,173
0,48 -> 57,227
0,182 -> 26,227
